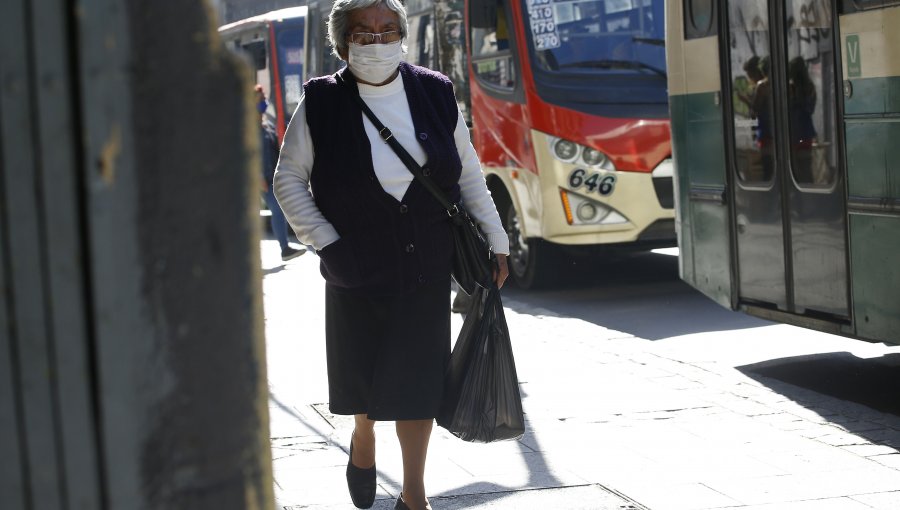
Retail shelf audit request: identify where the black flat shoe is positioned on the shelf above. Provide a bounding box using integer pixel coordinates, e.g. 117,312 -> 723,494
346,435 -> 376,509
394,494 -> 411,510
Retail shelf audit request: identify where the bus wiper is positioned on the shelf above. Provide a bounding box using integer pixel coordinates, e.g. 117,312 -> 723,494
557,59 -> 666,77
632,37 -> 665,47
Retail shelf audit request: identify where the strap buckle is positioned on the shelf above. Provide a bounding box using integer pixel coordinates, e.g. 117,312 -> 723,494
378,126 -> 394,142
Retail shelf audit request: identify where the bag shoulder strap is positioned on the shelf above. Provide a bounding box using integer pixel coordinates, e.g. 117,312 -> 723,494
336,72 -> 457,213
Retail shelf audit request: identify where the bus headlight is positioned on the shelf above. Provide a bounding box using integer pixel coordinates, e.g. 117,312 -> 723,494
560,189 -> 628,226
553,139 -> 578,161
548,135 -> 616,170
577,202 -> 600,222
582,148 -> 605,166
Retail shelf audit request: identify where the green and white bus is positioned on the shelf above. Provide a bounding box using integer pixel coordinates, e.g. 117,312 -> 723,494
667,0 -> 900,344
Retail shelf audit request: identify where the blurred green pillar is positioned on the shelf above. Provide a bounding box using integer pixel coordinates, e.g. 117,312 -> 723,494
0,1 -> 273,509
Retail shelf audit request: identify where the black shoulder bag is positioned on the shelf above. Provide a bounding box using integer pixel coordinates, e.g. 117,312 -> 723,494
337,73 -> 494,295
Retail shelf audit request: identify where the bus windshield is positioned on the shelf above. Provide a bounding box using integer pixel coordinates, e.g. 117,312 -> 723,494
525,0 -> 665,77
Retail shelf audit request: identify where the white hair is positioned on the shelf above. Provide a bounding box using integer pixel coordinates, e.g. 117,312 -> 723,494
327,0 -> 408,59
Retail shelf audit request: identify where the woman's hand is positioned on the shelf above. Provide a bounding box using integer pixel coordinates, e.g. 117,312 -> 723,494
494,254 -> 509,289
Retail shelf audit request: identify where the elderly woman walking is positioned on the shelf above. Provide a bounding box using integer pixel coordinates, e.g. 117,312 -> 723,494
273,0 -> 510,508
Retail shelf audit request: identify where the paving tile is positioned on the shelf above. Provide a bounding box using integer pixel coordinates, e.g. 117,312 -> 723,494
383,457 -> 478,497
706,469 -> 900,506
841,444 -> 899,457
610,480 -> 741,510
561,446 -> 657,484
863,428 -> 900,449
850,490 -> 900,510
273,464 -> 382,507
784,406 -> 834,423
754,412 -> 808,431
794,424 -> 839,440
728,401 -> 784,417
870,454 -> 900,470
830,422 -> 888,438
819,431 -> 874,447
748,440 -> 884,475
269,401 -> 333,439
803,405 -> 841,418
424,484 -> 645,510
423,470 -> 588,498
446,450 -> 567,478
734,496 -> 875,509
271,446 -> 345,468
676,413 -> 798,447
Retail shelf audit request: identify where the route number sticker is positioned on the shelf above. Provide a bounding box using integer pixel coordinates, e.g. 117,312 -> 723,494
568,169 -> 616,196
527,0 -> 560,50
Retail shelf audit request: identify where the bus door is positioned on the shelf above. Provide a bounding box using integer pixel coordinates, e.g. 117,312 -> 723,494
723,0 -> 848,319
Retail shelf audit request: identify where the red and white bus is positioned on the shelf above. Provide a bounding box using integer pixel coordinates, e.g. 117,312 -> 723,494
304,0 -> 675,288
465,0 -> 673,287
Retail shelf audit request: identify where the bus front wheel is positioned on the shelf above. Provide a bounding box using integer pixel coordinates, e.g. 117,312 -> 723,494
503,200 -> 556,289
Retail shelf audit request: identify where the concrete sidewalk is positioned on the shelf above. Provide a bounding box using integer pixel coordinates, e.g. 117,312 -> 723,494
260,241 -> 900,510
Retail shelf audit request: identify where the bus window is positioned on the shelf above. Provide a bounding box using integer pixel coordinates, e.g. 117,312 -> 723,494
527,0 -> 666,77
728,2 -> 776,185
469,0 -> 516,90
241,40 -> 267,70
684,0 -> 716,39
784,1 -> 836,188
239,40 -> 271,105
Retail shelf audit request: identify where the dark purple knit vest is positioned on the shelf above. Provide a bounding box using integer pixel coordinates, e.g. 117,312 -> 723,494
304,62 -> 462,295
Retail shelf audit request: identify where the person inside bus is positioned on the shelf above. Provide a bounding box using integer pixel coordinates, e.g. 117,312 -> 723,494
273,0 -> 510,509
256,85 -> 305,261
787,56 -> 819,185
756,56 -> 775,181
738,56 -> 763,113
746,55 -> 774,182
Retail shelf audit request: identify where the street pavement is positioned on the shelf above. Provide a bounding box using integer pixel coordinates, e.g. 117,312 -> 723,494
259,240 -> 900,510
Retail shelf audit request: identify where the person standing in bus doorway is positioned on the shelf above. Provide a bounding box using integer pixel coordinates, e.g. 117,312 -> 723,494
273,0 -> 510,508
787,56 -> 819,185
257,85 -> 305,261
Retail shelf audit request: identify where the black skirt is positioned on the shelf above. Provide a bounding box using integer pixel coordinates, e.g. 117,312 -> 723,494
324,278 -> 451,421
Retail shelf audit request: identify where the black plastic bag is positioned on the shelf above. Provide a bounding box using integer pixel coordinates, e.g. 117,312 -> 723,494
437,285 -> 525,442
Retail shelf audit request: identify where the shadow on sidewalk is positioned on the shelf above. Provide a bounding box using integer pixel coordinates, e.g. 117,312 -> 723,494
500,252 -> 766,340
264,265 -> 288,276
738,351 -> 900,449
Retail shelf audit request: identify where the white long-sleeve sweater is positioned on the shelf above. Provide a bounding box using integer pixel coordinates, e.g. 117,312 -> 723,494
273,73 -> 510,255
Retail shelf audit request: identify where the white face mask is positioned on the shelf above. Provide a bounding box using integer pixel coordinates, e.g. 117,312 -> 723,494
347,41 -> 403,84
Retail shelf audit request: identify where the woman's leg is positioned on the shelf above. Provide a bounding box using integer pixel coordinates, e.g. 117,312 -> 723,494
395,419 -> 433,510
352,414 -> 376,468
